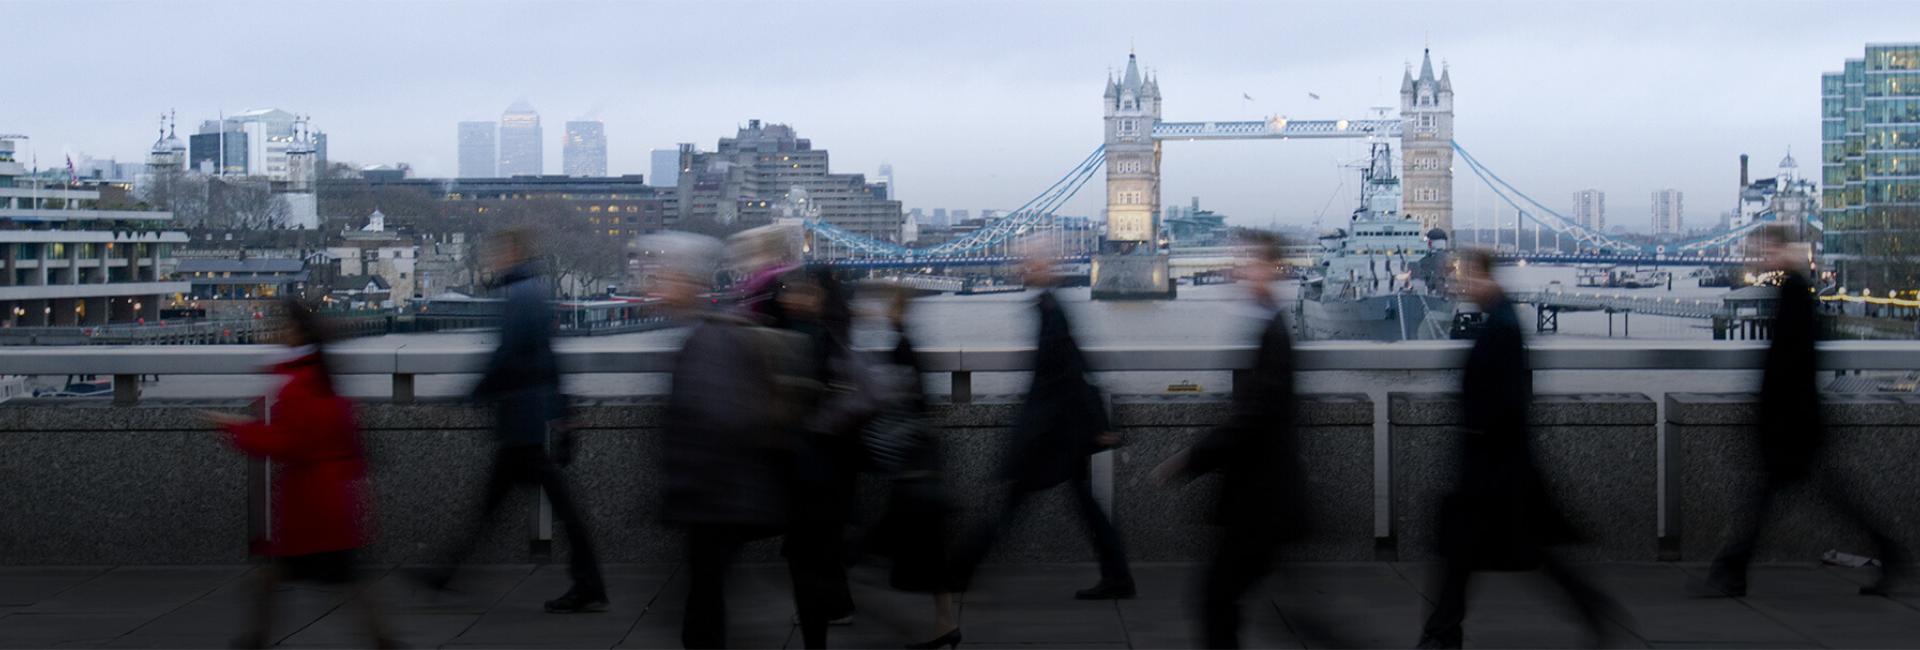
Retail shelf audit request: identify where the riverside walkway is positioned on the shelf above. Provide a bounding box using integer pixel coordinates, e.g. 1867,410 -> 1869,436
2,562 -> 1917,648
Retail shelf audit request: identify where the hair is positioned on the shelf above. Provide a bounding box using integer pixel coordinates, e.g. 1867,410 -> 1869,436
1752,224 -> 1794,248
637,232 -> 724,287
811,266 -> 852,345
280,299 -> 338,395
492,226 -> 538,262
1238,229 -> 1287,264
1455,247 -> 1496,277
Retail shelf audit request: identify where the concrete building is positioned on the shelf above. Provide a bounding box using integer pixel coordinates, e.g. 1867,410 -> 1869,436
1652,189 -> 1684,235
672,120 -> 902,241
649,148 -> 680,188
326,210 -> 417,308
1400,49 -> 1456,232
0,135 -> 188,328
497,100 -> 543,177
457,121 -> 496,178
187,109 -> 321,181
563,120 -> 607,177
1572,189 -> 1607,232
876,163 -> 895,200
1822,44 -> 1920,282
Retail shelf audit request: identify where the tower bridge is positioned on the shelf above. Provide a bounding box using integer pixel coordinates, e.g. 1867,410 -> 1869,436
800,49 -> 1783,290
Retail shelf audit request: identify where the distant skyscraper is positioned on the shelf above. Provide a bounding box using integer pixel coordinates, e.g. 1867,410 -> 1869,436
498,100 -> 543,176
563,120 -> 607,177
1571,189 -> 1606,231
876,163 -> 895,200
650,148 -> 680,187
458,121 -> 496,178
1651,189 -> 1684,235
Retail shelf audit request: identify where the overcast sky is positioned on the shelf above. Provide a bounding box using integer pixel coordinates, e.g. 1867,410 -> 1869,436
4,0 -> 1914,230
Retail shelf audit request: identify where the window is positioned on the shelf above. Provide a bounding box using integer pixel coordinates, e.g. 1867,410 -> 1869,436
1418,114 -> 1435,129
1118,119 -> 1137,136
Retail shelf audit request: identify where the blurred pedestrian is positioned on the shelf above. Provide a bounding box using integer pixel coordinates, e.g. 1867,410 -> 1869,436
1689,225 -> 1909,598
775,269 -> 874,649
1415,249 -> 1621,649
204,300 -> 396,649
649,233 -> 809,649
1152,232 -> 1309,649
961,253 -> 1135,600
863,286 -> 962,649
415,228 -> 607,613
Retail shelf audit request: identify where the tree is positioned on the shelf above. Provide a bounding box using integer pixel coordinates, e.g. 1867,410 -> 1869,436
478,199 -> 629,298
207,177 -> 290,230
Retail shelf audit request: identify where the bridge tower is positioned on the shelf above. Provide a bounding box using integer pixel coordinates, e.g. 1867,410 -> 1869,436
1092,51 -> 1173,299
1399,49 -> 1454,233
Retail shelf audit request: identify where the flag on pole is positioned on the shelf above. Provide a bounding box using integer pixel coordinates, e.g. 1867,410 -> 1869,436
65,155 -> 76,186
1308,92 -> 1321,100
1242,92 -> 1254,101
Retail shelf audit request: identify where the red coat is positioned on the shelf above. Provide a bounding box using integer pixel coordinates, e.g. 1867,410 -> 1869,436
223,353 -> 369,557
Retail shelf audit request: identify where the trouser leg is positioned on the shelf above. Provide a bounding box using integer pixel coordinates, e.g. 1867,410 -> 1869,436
1708,477 -> 1781,590
1071,476 -> 1132,583
530,452 -> 604,593
683,526 -> 743,650
1200,527 -> 1276,649
786,523 -> 842,649
1420,560 -> 1471,644
444,447 -> 527,568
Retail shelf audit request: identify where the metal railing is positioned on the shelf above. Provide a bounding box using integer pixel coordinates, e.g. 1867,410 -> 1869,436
4,340 -> 1920,405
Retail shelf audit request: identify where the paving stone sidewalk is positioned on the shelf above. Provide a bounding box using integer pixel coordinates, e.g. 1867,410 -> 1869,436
2,562 -> 1916,649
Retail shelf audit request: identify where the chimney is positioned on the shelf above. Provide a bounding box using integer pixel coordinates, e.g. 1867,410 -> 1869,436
1739,154 -> 1749,188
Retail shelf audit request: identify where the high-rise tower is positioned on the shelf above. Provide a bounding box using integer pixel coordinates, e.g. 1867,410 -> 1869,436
563,120 -> 607,177
458,121 -> 497,178
498,100 -> 543,176
1091,51 -> 1172,299
1399,49 -> 1454,233
1102,52 -> 1161,247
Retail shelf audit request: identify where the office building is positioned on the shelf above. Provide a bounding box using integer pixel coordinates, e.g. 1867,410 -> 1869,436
498,100 -> 543,176
457,121 -> 496,178
876,163 -> 895,200
564,121 -> 607,177
186,108 -> 319,181
1822,44 -> 1920,284
1571,189 -> 1606,232
0,135 -> 188,327
672,120 -> 903,241
1651,189 -> 1684,235
649,148 -> 680,187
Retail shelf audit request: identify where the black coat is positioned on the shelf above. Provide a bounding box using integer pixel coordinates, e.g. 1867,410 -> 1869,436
472,262 -> 563,448
1760,271 -> 1824,479
1004,291 -> 1110,492
662,315 -> 798,529
1185,309 -> 1308,536
1440,293 -> 1578,569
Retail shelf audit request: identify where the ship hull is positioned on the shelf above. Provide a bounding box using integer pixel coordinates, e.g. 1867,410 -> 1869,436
1298,292 -> 1457,341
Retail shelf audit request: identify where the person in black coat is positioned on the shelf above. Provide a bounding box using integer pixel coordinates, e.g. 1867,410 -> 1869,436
416,228 -> 607,614
1689,225 -> 1908,598
963,254 -> 1135,600
1416,249 -> 1619,649
1153,232 -> 1309,648
649,233 -> 808,649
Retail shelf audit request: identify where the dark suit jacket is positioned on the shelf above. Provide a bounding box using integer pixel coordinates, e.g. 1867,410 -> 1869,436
1760,270 -> 1824,479
472,262 -> 563,448
1443,293 -> 1577,568
662,315 -> 796,529
1004,290 -> 1110,492
1185,308 -> 1308,536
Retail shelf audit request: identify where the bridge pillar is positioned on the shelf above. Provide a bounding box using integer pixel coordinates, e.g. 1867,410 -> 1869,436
1094,51 -> 1173,300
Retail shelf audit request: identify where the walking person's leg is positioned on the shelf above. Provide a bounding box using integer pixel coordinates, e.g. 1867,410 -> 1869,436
1070,475 -> 1134,598
1697,476 -> 1781,596
234,563 -> 282,648
419,446 -> 524,588
1418,560 -> 1471,649
529,451 -> 607,610
1199,527 -> 1272,649
683,526 -> 743,650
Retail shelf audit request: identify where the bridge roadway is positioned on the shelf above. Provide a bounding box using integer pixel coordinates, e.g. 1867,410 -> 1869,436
1513,289 -> 1729,319
1499,251 -> 1759,267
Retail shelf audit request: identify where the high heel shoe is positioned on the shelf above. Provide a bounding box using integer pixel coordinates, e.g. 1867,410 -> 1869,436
905,628 -> 961,649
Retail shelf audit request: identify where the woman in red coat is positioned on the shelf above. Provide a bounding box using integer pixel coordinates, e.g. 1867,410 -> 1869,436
204,300 -> 395,649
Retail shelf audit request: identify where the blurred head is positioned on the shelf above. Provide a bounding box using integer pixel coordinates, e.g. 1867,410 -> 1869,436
486,227 -> 536,275
1750,225 -> 1803,272
1017,236 -> 1058,286
636,232 -> 724,311
1235,230 -> 1287,291
727,223 -> 802,274
1454,248 -> 1503,307
275,299 -> 337,394
885,283 -> 914,328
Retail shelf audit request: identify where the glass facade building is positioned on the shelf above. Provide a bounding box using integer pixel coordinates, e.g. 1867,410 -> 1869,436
1824,44 -> 1920,285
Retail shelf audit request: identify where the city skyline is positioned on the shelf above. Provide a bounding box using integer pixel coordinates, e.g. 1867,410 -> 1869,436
6,1 -> 1918,228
